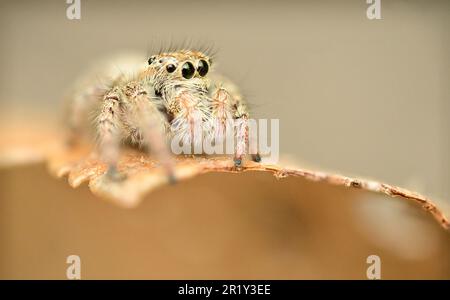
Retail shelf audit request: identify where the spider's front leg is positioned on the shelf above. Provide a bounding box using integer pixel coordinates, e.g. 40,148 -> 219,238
123,82 -> 176,183
210,86 -> 261,168
233,102 -> 262,167
97,88 -> 126,181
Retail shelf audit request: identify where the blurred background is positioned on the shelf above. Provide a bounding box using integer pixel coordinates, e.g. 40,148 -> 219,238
0,0 -> 449,279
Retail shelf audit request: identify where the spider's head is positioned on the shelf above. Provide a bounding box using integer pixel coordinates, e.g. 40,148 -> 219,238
146,50 -> 211,97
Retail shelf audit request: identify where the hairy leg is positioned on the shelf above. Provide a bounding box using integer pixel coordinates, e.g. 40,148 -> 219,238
210,87 -> 233,149
169,89 -> 209,154
209,85 -> 261,167
97,88 -> 124,180
123,82 -> 176,182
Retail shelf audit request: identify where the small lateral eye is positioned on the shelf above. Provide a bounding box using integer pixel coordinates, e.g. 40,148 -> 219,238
182,62 -> 195,79
197,59 -> 209,77
148,56 -> 156,65
166,64 -> 177,73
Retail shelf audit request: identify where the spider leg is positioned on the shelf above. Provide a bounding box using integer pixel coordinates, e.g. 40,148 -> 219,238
209,87 -> 233,150
97,88 -> 125,181
123,82 -> 176,183
231,99 -> 261,165
209,85 -> 260,167
234,112 -> 249,168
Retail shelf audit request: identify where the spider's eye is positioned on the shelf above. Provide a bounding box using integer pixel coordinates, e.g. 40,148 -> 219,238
181,62 -> 195,79
166,64 -> 177,73
148,56 -> 156,65
197,60 -> 209,77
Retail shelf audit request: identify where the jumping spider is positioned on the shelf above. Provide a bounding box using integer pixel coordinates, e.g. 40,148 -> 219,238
66,49 -> 261,181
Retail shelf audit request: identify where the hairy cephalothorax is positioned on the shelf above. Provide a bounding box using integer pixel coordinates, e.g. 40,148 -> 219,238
66,49 -> 261,181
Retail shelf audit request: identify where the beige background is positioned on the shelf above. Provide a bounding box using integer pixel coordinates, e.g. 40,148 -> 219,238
0,0 -> 449,279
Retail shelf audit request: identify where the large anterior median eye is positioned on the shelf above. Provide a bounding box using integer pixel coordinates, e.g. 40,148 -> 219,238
181,61 -> 195,79
197,59 -> 209,77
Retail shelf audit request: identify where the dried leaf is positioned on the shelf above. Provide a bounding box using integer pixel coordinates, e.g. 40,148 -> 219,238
43,142 -> 449,230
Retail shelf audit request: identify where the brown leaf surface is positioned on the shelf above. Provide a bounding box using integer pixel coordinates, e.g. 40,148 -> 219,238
43,142 -> 449,230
